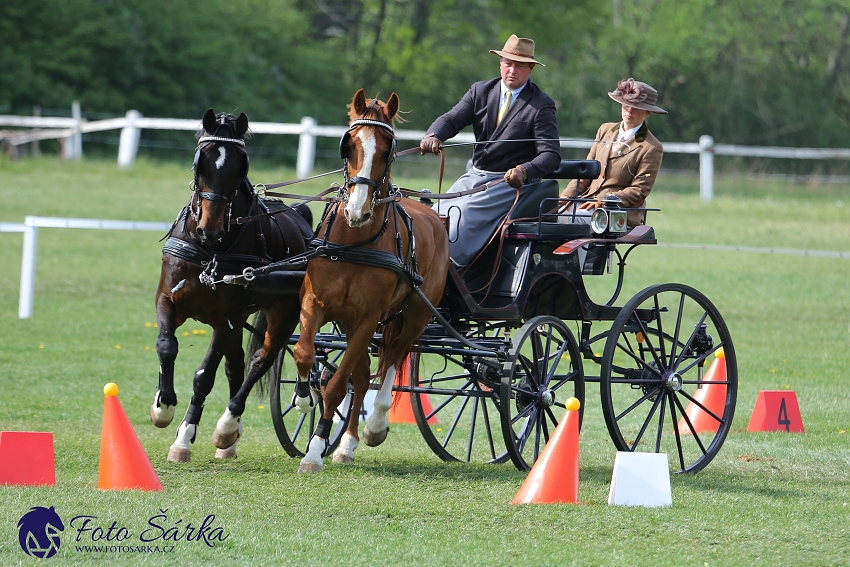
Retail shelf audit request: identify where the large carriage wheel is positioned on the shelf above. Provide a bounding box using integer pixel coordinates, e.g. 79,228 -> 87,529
269,325 -> 353,458
408,325 -> 512,465
600,283 -> 737,473
500,316 -> 585,471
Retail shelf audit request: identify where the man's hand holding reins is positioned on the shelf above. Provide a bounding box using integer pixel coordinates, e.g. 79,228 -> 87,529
504,164 -> 527,189
420,133 -> 442,155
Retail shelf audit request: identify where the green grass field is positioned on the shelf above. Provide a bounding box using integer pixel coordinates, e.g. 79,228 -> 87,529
1,156 -> 849,566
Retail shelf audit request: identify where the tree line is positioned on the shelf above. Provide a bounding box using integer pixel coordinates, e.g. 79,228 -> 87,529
2,0 -> 849,156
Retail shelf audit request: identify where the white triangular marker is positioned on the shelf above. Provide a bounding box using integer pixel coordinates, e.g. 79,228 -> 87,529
608,452 -> 673,507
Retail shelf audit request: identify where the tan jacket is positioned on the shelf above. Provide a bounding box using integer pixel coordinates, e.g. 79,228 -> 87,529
562,121 -> 663,225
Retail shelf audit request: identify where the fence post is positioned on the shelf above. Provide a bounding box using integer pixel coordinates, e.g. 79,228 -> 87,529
19,221 -> 39,319
63,101 -> 83,160
117,110 -> 143,168
296,116 -> 317,178
699,135 -> 714,201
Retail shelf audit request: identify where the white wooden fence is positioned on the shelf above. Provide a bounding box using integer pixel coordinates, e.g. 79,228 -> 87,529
3,102 -> 850,201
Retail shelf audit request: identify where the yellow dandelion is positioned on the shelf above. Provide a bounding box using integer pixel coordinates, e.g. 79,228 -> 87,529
182,331 -> 189,337
770,368 -> 777,373
154,323 -> 158,328
38,344 -> 44,349
115,345 -> 122,350
783,384 -> 790,389
840,430 -> 846,434
258,405 -> 265,410
145,322 -> 152,328
145,346 -> 151,351
192,329 -> 200,335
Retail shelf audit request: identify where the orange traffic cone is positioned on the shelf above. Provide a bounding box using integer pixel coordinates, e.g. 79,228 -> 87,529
390,356 -> 437,425
511,397 -> 580,504
0,431 -> 55,486
98,383 -> 163,491
677,348 -> 727,435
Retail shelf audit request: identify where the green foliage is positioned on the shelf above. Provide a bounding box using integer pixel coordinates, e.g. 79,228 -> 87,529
2,0 -> 849,153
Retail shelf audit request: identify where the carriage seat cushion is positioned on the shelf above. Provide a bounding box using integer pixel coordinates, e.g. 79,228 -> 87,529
506,221 -> 592,240
545,160 -> 601,180
509,180 -> 560,220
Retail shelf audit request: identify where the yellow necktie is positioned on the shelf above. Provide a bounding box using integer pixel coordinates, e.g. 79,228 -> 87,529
496,91 -> 512,126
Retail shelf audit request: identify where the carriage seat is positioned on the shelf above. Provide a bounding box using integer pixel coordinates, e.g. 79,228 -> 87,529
504,160 -> 601,241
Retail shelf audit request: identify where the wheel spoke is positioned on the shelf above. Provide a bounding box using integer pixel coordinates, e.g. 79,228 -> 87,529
669,292 -> 686,365
654,392 -> 667,453
671,392 -> 708,456
615,384 -> 664,422
672,311 -> 709,370
653,294 -> 668,365
465,397 -> 479,462
441,395 -> 472,449
628,389 -> 664,451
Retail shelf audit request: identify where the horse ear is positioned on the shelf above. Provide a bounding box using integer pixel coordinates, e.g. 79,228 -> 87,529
235,113 -> 249,138
202,109 -> 216,134
386,93 -> 399,121
352,89 -> 367,115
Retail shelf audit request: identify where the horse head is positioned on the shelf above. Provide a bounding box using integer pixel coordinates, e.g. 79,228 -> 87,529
191,109 -> 250,245
340,89 -> 399,227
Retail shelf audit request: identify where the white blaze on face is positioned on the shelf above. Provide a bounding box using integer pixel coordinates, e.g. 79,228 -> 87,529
345,130 -> 376,223
215,147 -> 226,169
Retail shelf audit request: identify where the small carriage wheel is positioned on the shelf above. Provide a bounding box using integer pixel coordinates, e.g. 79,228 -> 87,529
269,325 -> 353,458
409,344 -> 509,465
600,283 -> 737,473
500,316 -> 585,471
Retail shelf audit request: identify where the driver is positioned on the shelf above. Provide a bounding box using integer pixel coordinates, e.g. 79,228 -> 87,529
419,34 -> 561,268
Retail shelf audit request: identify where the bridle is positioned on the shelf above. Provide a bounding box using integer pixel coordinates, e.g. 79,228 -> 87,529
338,113 -> 398,215
191,120 -> 249,232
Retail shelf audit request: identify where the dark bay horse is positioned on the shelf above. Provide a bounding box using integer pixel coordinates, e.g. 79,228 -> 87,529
292,89 -> 450,472
152,109 -> 312,462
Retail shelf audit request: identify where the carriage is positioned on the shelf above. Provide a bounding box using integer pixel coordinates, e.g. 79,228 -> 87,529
160,99 -> 736,474
259,158 -> 737,475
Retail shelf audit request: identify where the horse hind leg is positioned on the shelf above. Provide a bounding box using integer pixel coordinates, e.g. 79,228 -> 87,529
167,403 -> 203,462
362,364 -> 395,447
332,351 -> 370,464
213,327 -> 249,458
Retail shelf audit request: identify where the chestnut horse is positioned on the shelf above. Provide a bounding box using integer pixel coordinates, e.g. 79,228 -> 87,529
152,109 -> 313,462
292,89 -> 450,472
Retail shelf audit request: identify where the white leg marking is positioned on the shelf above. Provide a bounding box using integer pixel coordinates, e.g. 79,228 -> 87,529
167,421 -> 196,462
150,389 -> 175,427
298,436 -> 327,473
215,407 -> 240,436
366,365 -> 396,435
344,131 -> 376,224
215,147 -> 226,169
293,374 -> 319,413
332,432 -> 359,463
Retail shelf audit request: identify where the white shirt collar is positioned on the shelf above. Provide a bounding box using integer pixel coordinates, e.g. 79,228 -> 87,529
499,80 -> 527,106
618,122 -> 642,142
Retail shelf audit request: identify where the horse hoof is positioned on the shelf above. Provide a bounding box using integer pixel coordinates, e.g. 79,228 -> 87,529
167,447 -> 191,463
214,446 -> 237,459
150,403 -> 175,428
332,452 -> 354,464
212,428 -> 240,450
362,425 -> 389,447
298,462 -> 324,473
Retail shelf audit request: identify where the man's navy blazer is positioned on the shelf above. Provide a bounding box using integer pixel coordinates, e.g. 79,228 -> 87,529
426,78 -> 561,181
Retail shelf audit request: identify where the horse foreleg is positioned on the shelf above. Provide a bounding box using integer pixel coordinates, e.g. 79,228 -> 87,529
152,296 -> 182,428
298,321 -> 374,473
292,294 -> 323,413
332,352 -> 371,464
167,323 -> 234,462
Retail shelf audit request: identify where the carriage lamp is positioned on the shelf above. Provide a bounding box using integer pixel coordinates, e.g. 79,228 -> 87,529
591,195 -> 628,235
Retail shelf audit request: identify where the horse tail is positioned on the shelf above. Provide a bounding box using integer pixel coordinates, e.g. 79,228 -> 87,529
243,312 -> 282,401
377,314 -> 407,388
